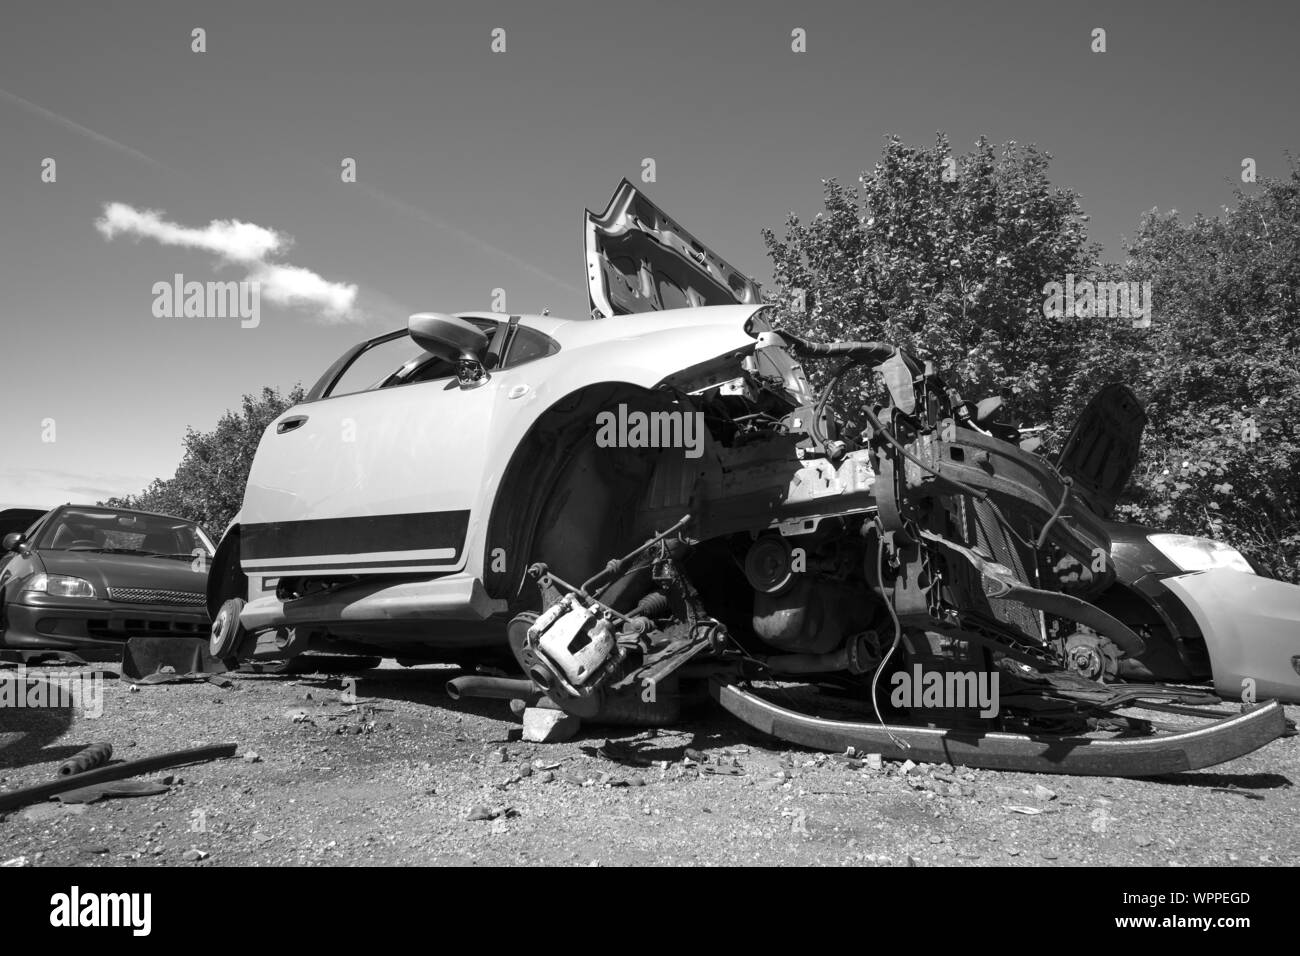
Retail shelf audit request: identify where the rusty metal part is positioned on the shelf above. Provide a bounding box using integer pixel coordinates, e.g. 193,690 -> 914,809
1064,631 -> 1121,682
710,682 -> 1286,777
763,631 -> 881,676
57,742 -> 113,777
582,514 -> 692,596
920,530 -> 1146,657
0,743 -> 238,813
744,535 -> 795,594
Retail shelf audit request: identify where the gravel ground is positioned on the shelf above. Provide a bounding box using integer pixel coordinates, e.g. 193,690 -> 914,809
1,661 -> 1297,867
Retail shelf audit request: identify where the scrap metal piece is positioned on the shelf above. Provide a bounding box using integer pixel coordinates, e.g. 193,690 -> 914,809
711,682 -> 1286,777
121,637 -> 228,683
921,530 -> 1146,657
56,779 -> 170,804
0,742 -> 238,813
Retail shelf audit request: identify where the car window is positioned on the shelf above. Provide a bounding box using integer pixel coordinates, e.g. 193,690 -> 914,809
23,514 -> 49,539
503,326 -> 559,368
326,319 -> 501,397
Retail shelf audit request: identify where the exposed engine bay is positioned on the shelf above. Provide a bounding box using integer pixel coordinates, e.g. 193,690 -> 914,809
460,319 -> 1289,775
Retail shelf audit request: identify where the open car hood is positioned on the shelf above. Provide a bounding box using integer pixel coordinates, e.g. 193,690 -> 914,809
1055,383 -> 1147,518
585,179 -> 763,318
0,507 -> 48,538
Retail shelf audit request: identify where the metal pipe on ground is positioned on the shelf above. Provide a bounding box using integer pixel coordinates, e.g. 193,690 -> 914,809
445,676 -> 540,703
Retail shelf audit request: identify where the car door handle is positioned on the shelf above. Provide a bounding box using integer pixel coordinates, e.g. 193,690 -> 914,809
277,415 -> 308,434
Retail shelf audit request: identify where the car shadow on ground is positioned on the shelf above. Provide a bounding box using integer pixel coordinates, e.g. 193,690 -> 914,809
1144,770 -> 1293,792
243,664 -> 532,723
235,663 -> 784,752
0,700 -> 77,771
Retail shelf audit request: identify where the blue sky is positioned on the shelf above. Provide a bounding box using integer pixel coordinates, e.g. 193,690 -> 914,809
2,0 -> 1297,508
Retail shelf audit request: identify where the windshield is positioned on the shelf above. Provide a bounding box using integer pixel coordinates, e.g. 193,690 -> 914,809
34,508 -> 215,558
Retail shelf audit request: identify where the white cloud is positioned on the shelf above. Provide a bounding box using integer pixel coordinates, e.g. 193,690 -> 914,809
251,263 -> 358,319
95,202 -> 360,321
96,202 -> 285,262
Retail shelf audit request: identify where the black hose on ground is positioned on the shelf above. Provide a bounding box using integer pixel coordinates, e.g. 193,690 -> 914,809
0,743 -> 238,813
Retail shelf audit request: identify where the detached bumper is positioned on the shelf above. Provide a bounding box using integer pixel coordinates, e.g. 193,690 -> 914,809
2,597 -> 209,656
1163,569 -> 1300,703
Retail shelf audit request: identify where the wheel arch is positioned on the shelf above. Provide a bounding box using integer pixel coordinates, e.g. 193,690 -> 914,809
483,380 -> 672,609
207,524 -> 248,618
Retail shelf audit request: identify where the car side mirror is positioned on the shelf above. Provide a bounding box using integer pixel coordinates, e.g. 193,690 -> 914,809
408,313 -> 491,388
3,532 -> 29,554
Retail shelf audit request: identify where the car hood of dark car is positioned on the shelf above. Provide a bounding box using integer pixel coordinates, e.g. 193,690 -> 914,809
32,550 -> 208,597
0,507 -> 48,538
1055,384 -> 1147,519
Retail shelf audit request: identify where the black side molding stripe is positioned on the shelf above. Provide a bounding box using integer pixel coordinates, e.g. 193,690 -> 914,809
242,511 -> 469,562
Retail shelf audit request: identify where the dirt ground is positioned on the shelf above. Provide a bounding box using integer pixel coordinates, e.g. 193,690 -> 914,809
1,660 -> 1297,867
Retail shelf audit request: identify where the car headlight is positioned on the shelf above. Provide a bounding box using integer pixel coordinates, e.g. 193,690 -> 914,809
1146,534 -> 1255,574
25,573 -> 97,598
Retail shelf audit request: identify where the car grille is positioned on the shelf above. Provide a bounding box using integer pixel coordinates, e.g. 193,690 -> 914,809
107,587 -> 206,607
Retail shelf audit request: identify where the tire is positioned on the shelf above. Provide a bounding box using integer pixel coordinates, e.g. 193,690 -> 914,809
209,596 -> 247,667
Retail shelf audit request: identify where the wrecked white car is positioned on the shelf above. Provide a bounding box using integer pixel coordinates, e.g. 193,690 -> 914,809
207,180 -> 1295,776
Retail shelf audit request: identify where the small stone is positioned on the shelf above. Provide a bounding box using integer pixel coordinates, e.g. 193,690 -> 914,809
242,752 -> 262,763
539,771 -> 555,783
1135,833 -> 1156,848
521,707 -> 580,743
182,849 -> 209,862
466,805 -> 498,821
900,759 -> 918,776
1032,784 -> 1057,802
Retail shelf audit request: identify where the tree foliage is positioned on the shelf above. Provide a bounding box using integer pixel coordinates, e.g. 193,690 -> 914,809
1070,164 -> 1300,579
763,134 -> 1097,429
763,135 -> 1300,580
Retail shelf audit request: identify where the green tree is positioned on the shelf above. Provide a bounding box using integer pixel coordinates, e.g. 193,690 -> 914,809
763,134 -> 1096,430
1071,163 -> 1300,580
764,134 -> 1300,581
103,385 -> 304,538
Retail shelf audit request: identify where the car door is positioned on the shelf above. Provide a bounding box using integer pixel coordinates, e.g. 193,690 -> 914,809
239,318 -> 508,578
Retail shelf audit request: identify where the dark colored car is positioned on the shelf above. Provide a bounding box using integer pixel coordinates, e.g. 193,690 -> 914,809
0,504 -> 214,661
